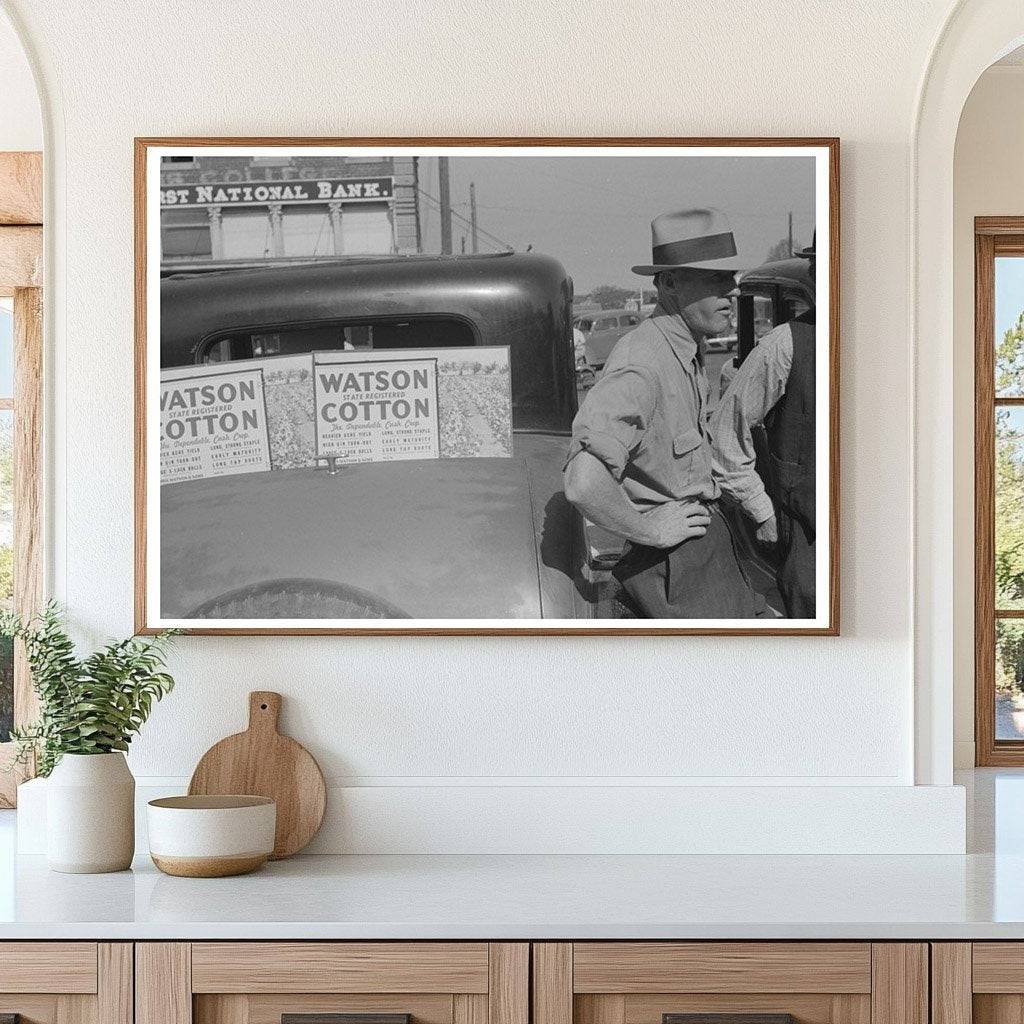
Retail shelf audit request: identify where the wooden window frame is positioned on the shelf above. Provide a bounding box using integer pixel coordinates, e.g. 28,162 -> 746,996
975,217 -> 1024,764
0,151 -> 43,806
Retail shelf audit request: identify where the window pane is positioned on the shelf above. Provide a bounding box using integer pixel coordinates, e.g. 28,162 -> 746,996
0,301 -> 14,398
0,410 -> 12,742
997,619 -> 1024,740
995,256 -> 1024,396
997,407 -> 1024,609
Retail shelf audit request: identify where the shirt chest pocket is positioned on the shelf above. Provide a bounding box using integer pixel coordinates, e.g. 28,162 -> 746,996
672,427 -> 709,479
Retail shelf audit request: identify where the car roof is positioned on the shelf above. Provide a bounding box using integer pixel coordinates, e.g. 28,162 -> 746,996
161,251 -> 570,346
159,250 -> 577,434
739,257 -> 813,289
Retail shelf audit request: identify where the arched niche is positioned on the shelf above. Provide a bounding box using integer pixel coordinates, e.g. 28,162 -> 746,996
914,0 -> 1024,784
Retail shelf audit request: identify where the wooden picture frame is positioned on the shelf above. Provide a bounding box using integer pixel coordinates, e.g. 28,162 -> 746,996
136,137 -> 840,636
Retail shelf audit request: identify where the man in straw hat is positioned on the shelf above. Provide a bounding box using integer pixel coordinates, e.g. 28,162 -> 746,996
710,234 -> 817,617
563,209 -> 773,619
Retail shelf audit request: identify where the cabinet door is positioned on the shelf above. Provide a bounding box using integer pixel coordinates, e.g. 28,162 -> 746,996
534,944 -> 927,1024
936,943 -> 1024,1024
137,943 -> 528,1024
0,942 -> 132,1024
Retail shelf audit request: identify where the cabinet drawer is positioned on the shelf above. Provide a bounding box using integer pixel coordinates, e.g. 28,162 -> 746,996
191,942 -> 490,993
0,942 -> 98,993
0,942 -> 130,1024
535,943 -> 925,1024
139,942 -> 528,1024
572,944 -> 872,994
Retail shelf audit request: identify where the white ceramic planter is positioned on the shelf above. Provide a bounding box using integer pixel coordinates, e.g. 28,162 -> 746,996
46,752 -> 135,873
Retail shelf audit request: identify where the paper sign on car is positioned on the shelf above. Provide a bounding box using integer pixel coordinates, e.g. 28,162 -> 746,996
313,354 -> 441,464
159,365 -> 272,484
313,346 -> 512,463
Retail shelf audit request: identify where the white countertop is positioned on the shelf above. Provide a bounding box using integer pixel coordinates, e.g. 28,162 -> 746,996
1,769 -> 1022,941
2,848 -> 1024,940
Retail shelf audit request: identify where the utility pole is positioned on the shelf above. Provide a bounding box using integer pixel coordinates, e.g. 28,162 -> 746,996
470,181 -> 479,254
439,156 -> 452,255
787,211 -> 793,257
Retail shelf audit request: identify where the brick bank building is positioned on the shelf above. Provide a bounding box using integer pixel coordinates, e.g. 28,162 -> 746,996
160,155 -> 420,264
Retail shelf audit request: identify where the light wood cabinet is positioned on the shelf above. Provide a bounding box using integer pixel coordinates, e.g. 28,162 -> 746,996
0,938 -> 940,1024
930,943 -> 1024,1024
136,943 -> 528,1024
533,943 -> 927,1024
0,942 -> 132,1024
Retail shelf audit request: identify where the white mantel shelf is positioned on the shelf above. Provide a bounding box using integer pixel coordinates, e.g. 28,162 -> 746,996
1,850 -> 1024,940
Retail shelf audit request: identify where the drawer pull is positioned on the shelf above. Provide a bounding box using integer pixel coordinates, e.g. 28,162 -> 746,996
283,1016 -> 411,1024
665,1016 -> 796,1024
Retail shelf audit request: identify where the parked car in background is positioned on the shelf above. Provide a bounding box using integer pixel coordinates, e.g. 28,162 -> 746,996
574,308 -> 641,370
704,332 -> 737,354
159,252 -> 591,621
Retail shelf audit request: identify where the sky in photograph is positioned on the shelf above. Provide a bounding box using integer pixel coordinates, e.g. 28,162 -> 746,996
997,257 -> 1024,339
418,155 -> 816,293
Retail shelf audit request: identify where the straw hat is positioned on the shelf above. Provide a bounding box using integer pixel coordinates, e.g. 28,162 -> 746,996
632,208 -> 753,275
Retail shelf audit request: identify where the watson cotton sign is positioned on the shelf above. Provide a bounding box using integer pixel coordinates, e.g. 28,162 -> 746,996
160,177 -> 394,207
314,355 -> 441,464
158,346 -> 512,484
160,367 -> 271,484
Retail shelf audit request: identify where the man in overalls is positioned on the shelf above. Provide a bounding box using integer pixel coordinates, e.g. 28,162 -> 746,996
563,208 -> 771,619
710,238 -> 817,617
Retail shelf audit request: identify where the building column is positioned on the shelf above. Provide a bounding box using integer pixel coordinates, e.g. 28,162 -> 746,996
268,203 -> 284,257
328,201 -> 344,255
207,205 -> 224,259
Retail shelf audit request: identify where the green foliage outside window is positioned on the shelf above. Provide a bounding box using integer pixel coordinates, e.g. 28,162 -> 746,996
995,313 -> 1024,695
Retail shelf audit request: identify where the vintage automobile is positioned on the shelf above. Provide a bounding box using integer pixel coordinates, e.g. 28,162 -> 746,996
159,252 -> 590,620
574,308 -> 641,370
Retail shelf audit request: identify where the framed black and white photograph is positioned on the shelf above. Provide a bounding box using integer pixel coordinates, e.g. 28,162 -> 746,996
135,138 -> 839,635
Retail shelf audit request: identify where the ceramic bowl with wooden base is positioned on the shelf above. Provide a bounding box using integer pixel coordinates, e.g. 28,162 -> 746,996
147,795 -> 276,877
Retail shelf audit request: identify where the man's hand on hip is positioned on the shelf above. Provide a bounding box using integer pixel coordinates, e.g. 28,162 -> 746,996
756,514 -> 778,546
640,501 -> 712,548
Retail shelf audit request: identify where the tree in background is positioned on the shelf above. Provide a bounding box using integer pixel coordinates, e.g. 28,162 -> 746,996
995,312 -> 1024,693
587,285 -> 636,310
765,237 -> 798,263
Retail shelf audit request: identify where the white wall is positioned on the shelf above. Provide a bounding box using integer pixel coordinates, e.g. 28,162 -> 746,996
952,64 -> 1024,768
0,0 -> 981,851
0,7 -> 40,151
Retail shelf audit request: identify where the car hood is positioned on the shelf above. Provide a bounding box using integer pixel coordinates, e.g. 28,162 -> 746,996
159,434 -> 580,621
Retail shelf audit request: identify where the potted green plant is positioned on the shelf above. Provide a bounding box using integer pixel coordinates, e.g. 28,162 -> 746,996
2,603 -> 178,873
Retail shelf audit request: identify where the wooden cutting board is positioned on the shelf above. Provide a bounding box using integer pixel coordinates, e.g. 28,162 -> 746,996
188,691 -> 326,859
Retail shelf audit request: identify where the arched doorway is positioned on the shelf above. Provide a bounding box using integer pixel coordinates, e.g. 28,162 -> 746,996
0,3 -> 43,808
914,0 -> 1024,784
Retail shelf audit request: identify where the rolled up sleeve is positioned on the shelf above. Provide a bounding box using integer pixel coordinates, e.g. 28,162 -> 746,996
565,365 -> 656,480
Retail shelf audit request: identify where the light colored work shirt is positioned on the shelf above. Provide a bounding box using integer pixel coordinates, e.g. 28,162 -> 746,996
709,322 -> 794,525
565,308 -> 720,509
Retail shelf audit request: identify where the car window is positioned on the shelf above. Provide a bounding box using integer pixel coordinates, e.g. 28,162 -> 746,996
202,318 -> 477,363
595,317 -> 616,331
781,287 -> 812,321
576,318 -> 593,332
620,315 -> 639,327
